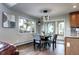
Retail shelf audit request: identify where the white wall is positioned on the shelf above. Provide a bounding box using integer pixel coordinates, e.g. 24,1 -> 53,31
0,4 -> 37,46
64,15 -> 71,36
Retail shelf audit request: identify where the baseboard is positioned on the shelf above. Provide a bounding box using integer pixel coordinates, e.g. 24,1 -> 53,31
16,41 -> 33,47
14,40 -> 33,46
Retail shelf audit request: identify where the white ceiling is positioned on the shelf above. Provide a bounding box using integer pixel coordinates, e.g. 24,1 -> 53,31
5,3 -> 79,18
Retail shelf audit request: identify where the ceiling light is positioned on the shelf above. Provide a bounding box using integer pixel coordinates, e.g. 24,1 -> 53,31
43,10 -> 48,13
73,5 -> 77,8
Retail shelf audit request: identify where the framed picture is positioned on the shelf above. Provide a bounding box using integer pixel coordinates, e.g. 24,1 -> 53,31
2,12 -> 16,28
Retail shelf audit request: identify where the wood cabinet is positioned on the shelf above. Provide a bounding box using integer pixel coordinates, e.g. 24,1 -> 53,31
65,37 -> 79,55
70,11 -> 79,28
76,14 -> 79,27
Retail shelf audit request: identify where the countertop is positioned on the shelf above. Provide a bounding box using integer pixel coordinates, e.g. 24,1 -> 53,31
65,36 -> 79,39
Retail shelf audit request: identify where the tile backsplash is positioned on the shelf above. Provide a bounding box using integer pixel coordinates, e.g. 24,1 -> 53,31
71,28 -> 79,36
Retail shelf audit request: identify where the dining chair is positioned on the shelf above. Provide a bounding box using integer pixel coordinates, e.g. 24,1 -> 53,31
45,36 -> 51,48
33,33 -> 41,50
41,36 -> 50,48
52,34 -> 58,50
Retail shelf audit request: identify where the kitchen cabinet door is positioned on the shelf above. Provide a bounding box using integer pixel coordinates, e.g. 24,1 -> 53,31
70,14 -> 77,28
76,14 -> 79,27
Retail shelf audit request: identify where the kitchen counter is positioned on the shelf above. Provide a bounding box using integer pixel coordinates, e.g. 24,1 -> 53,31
65,36 -> 79,39
65,36 -> 79,55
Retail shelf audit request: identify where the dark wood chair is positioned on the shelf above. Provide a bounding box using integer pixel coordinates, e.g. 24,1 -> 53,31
52,34 -> 58,50
41,36 -> 50,48
34,35 -> 49,50
44,36 -> 51,48
33,39 -> 41,50
33,33 -> 42,50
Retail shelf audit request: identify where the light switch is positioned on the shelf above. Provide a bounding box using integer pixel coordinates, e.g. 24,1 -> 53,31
66,42 -> 70,47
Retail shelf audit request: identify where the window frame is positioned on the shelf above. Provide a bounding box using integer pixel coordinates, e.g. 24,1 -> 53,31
57,21 -> 64,36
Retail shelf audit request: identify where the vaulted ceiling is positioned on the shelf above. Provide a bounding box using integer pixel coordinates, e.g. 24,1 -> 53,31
4,3 -> 79,18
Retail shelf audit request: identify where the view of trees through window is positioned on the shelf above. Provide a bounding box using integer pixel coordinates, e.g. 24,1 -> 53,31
48,23 -> 55,35
19,18 -> 35,33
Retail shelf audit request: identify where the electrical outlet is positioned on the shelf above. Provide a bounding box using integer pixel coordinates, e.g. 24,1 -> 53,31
67,42 -> 70,47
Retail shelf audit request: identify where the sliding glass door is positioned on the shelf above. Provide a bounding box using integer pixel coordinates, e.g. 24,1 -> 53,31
41,21 -> 64,41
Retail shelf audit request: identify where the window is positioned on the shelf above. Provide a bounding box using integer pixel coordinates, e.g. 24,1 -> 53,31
41,21 -> 64,36
58,22 -> 64,35
48,23 -> 55,34
19,18 -> 35,33
41,22 -> 55,35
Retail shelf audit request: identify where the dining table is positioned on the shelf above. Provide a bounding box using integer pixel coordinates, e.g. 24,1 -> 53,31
40,35 -> 52,48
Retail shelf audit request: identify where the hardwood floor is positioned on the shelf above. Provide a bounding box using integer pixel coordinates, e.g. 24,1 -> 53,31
16,41 -> 64,55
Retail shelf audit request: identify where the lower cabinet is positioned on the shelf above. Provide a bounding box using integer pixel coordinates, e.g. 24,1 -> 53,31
65,37 -> 79,55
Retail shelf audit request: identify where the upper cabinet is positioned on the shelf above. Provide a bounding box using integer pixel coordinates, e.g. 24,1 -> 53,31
70,11 -> 79,28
